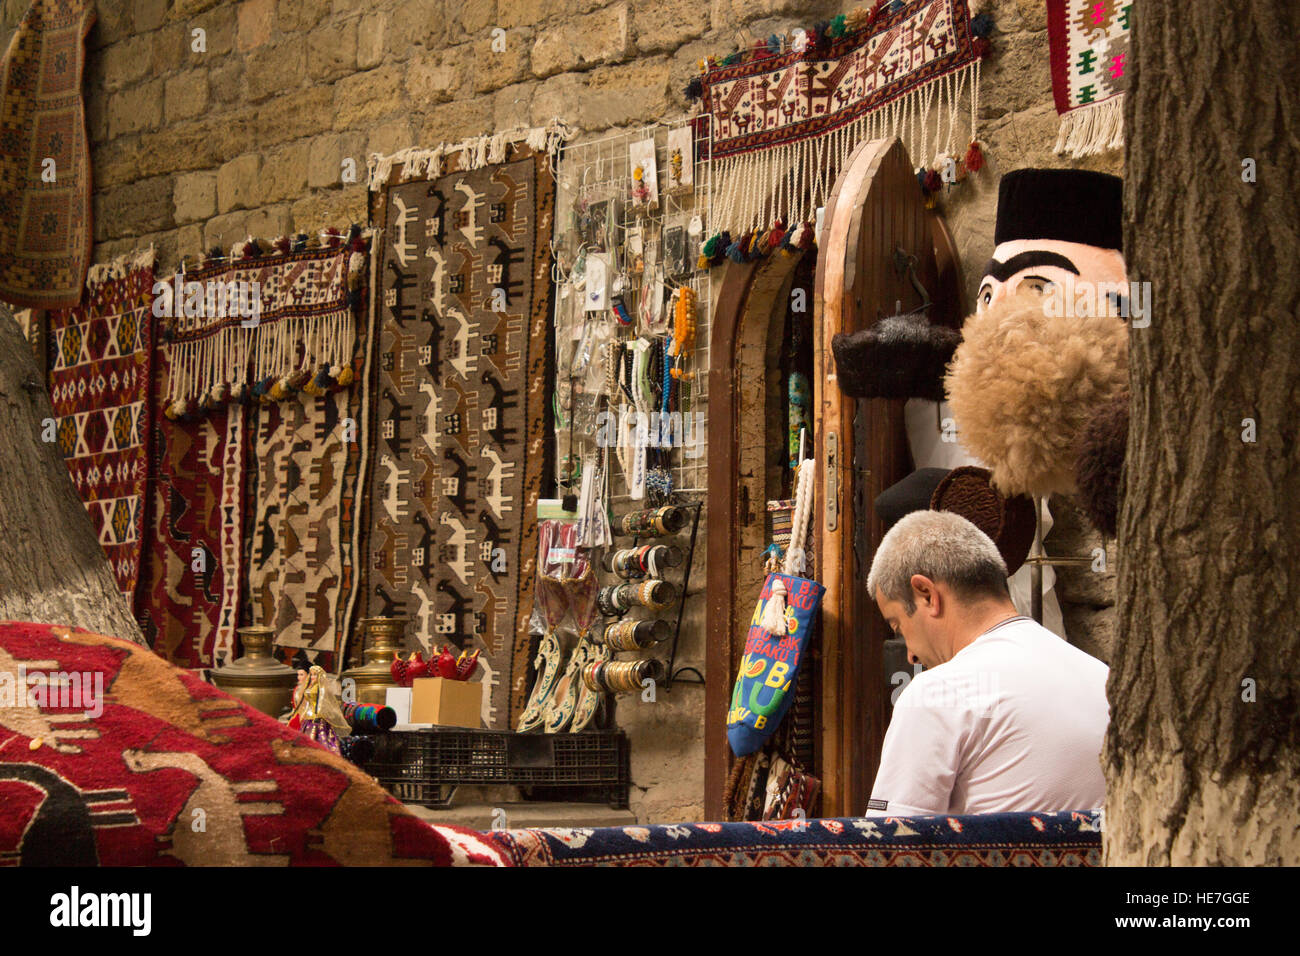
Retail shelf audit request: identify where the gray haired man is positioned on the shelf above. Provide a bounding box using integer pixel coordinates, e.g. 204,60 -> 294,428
864,510 -> 1109,816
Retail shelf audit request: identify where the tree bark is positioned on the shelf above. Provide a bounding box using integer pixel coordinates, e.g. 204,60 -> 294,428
0,306 -> 145,645
1107,1 -> 1300,864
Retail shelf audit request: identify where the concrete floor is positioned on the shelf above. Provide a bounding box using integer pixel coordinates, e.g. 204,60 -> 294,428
406,801 -> 636,830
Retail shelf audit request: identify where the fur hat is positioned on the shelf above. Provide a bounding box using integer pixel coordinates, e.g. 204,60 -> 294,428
930,466 -> 1037,575
831,315 -> 962,400
874,468 -> 950,526
1075,388 -> 1130,537
944,288 -> 1129,498
994,169 -> 1123,251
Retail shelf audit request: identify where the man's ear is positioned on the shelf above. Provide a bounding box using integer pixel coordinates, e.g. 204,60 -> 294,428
910,574 -> 938,613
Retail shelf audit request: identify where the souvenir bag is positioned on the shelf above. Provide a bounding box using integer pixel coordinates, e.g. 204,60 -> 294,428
727,451 -> 823,757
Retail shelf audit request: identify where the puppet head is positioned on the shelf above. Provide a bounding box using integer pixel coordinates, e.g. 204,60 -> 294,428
945,168 -> 1130,499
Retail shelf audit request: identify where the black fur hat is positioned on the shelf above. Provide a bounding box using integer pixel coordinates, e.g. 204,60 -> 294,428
831,315 -> 962,400
994,168 -> 1123,251
1075,388 -> 1129,537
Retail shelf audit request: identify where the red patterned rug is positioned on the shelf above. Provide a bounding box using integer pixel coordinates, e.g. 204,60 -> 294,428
46,249 -> 156,615
0,621 -> 507,865
139,388 -> 247,669
0,0 -> 95,308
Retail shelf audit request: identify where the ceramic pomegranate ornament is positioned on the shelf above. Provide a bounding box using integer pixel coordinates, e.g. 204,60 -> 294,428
436,645 -> 458,680
455,648 -> 482,681
406,650 -> 429,683
389,653 -> 409,687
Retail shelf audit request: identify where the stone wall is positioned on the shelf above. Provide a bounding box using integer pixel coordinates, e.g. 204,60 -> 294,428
1,0 -> 1122,822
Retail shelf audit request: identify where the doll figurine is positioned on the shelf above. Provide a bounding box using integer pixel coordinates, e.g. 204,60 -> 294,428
287,665 -> 351,754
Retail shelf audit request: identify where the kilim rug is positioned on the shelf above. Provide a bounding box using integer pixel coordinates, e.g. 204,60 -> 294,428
46,248 -> 156,616
491,810 -> 1103,866
247,386 -> 368,672
0,0 -> 95,308
239,239 -> 373,671
696,0 -> 982,239
366,127 -> 564,729
0,621 -> 508,866
138,354 -> 247,669
1048,0 -> 1133,157
158,238 -> 363,413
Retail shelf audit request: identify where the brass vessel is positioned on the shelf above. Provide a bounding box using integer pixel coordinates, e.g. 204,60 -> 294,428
341,617 -> 406,706
211,625 -> 298,718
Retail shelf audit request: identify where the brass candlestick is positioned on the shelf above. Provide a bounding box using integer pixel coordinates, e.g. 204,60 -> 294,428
341,617 -> 406,706
211,625 -> 298,718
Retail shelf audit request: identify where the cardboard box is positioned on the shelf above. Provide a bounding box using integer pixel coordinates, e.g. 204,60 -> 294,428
410,677 -> 483,728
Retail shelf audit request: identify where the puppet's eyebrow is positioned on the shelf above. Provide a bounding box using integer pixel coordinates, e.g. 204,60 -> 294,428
981,251 -> 1081,283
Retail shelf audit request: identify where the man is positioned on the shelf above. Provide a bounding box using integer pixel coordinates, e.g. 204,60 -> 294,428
864,510 -> 1109,816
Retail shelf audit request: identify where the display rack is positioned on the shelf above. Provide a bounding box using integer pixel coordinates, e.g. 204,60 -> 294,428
599,497 -> 704,691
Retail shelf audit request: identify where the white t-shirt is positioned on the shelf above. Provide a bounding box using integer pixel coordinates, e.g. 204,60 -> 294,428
866,616 -> 1109,816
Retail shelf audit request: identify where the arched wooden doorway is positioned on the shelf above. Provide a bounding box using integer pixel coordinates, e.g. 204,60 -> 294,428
704,137 -> 965,818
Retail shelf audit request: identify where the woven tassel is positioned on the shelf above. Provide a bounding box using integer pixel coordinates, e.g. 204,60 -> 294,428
964,140 -> 985,173
758,577 -> 789,637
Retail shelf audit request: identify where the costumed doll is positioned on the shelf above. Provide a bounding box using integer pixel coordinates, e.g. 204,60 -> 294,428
286,665 -> 351,755
831,168 -> 1130,630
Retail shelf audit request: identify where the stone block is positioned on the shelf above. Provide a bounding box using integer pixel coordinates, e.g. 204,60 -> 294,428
245,204 -> 293,241
134,0 -> 170,33
332,64 -> 407,130
280,0 -> 333,33
577,58 -> 670,129
531,3 -> 629,78
406,47 -> 469,105
203,210 -> 250,253
368,119 -> 414,158
189,4 -> 236,59
308,18 -> 358,81
258,86 -> 335,145
99,33 -> 152,92
290,189 -> 367,234
207,58 -> 244,105
529,72 -> 583,127
236,0 -> 275,51
308,132 -> 367,189
150,22 -> 191,76
447,0 -> 497,43
95,176 -> 175,241
261,140 -> 312,204
357,11 -> 387,69
471,30 -> 532,94
389,0 -> 446,51
244,42 -> 305,103
632,0 -> 709,54
173,170 -> 218,224
216,153 -> 262,213
108,79 -> 164,137
164,71 -> 210,124
93,135 -> 141,190
418,96 -> 496,144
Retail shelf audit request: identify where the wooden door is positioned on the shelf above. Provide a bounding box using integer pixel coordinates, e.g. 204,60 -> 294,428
813,137 -> 954,816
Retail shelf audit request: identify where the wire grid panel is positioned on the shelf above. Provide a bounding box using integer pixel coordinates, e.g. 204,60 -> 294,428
549,120 -> 713,501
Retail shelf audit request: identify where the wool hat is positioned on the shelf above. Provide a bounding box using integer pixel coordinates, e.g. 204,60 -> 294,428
1075,388 -> 1130,538
874,468 -> 950,527
929,466 -> 1037,575
994,169 -> 1123,251
831,315 -> 962,400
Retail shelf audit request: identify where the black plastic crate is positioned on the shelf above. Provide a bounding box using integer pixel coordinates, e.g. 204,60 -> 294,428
363,728 -> 630,809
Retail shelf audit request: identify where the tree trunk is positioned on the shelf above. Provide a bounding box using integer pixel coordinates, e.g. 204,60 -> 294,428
0,306 -> 145,645
1106,1 -> 1300,864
